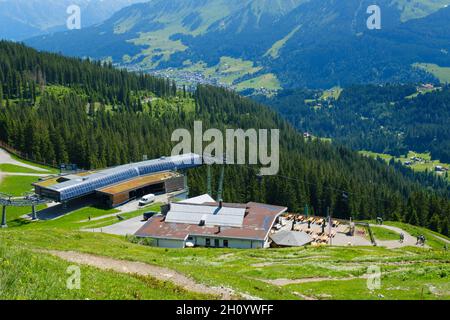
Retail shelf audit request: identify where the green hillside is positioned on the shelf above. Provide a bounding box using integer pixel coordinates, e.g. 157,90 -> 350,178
1,220 -> 449,300
393,0 -> 450,21
0,242 -> 210,300
1,162 -> 449,300
414,63 -> 450,84
360,151 -> 450,182
1,41 -> 450,235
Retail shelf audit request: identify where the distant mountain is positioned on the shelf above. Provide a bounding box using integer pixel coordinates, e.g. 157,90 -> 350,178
25,0 -> 450,89
0,0 -> 146,41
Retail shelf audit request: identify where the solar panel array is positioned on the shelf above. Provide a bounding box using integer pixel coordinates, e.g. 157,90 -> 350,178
45,154 -> 202,201
165,203 -> 246,228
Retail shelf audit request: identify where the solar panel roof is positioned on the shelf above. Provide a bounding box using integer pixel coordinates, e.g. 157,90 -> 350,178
42,153 -> 202,201
165,202 -> 246,228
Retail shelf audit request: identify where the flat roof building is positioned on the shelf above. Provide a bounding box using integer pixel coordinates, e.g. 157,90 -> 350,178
135,195 -> 287,249
33,154 -> 201,205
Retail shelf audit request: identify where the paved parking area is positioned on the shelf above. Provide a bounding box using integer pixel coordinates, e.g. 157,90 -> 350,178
116,194 -> 169,214
83,215 -> 147,236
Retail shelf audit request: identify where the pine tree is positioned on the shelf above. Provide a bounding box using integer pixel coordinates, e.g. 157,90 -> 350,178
0,82 -> 3,108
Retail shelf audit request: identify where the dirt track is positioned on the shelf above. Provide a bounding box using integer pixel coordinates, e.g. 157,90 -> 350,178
0,148 -> 49,172
46,250 -> 238,299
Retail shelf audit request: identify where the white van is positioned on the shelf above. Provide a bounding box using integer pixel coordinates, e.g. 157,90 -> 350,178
139,194 -> 156,206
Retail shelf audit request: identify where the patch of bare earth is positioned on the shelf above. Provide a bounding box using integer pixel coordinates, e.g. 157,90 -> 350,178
262,276 -> 360,286
292,292 -> 317,300
260,265 -> 427,287
45,250 -> 239,299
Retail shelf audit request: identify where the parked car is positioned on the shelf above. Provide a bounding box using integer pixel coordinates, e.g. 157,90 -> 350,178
143,211 -> 159,221
139,194 -> 156,206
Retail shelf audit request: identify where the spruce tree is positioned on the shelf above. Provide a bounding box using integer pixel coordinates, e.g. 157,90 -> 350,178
0,82 -> 3,108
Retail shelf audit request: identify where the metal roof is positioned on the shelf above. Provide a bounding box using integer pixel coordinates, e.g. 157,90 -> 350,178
165,202 -> 246,228
38,154 -> 201,202
96,172 -> 178,195
135,201 -> 288,241
270,231 -> 313,247
179,194 -> 215,204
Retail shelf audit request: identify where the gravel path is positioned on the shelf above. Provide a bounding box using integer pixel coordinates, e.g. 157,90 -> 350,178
369,224 -> 429,249
263,276 -> 362,286
45,250 -> 237,300
0,172 -> 49,177
0,148 -> 49,172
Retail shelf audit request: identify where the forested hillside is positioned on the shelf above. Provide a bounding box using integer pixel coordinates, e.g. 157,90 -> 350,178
0,42 -> 449,235
260,84 -> 450,163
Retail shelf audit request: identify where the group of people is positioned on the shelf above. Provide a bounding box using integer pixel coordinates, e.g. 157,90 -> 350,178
416,234 -> 426,246
399,233 -> 427,246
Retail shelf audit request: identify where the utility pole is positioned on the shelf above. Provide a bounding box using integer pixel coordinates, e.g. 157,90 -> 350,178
328,207 -> 333,246
207,165 -> 212,196
257,173 -> 263,203
216,165 -> 225,202
1,206 -> 7,228
31,205 -> 37,220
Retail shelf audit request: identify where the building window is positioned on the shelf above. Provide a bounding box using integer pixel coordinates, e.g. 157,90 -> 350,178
223,240 -> 229,248
214,239 -> 220,247
205,238 -> 211,247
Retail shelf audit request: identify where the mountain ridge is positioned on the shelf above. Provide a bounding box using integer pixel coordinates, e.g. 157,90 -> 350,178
0,0 -> 147,40
24,0 -> 450,90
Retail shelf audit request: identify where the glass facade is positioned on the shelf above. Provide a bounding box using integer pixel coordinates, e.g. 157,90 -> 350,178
49,154 -> 201,201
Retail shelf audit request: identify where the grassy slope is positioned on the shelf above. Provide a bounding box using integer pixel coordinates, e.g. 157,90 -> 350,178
265,25 -> 301,59
0,175 -> 38,196
360,151 -> 450,181
370,226 -> 401,241
0,163 -> 48,224
1,156 -> 449,300
384,221 -> 450,250
413,63 -> 450,84
235,73 -> 282,91
10,154 -> 59,173
0,243 -> 210,300
0,164 -> 49,174
1,227 -> 449,300
394,0 -> 450,21
320,87 -> 343,100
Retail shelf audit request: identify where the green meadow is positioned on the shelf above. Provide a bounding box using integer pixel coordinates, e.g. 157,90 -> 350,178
0,157 -> 449,300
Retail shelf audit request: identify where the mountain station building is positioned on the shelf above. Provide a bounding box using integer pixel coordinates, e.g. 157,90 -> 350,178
33,154 -> 201,207
134,195 -> 287,249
